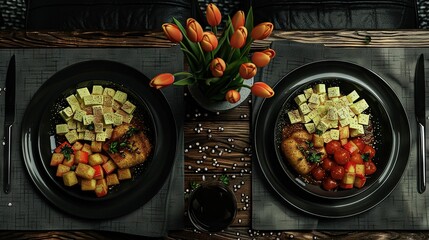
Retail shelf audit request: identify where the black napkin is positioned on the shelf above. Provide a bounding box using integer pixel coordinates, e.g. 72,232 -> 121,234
252,40 -> 429,230
0,48 -> 184,237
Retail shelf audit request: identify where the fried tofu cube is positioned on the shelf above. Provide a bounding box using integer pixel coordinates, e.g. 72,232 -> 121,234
339,126 -> 350,139
298,103 -> 311,115
316,119 -> 330,133
303,88 -> 313,99
287,110 -> 302,124
312,133 -> 324,148
81,179 -> 97,191
100,154 -> 109,164
73,109 -> 86,122
82,143 -> 92,155
94,123 -> 104,133
102,160 -> 117,174
103,95 -> 114,107
50,153 -> 65,166
60,107 -> 74,121
83,115 -> 94,126
304,123 -> 316,134
56,164 -> 70,177
115,110 -> 132,123
117,168 -> 132,180
66,94 -> 81,112
63,171 -> 78,187
113,90 -> 127,104
106,174 -> 120,186
314,84 -> 326,94
77,87 -> 91,100
75,163 -> 95,180
308,93 -> 320,104
103,112 -> 115,125
294,94 -> 306,105
92,95 -> 103,105
103,87 -> 116,97
65,130 -> 79,144
113,113 -> 124,125
327,87 -> 341,99
92,85 -> 104,95
121,101 -> 136,114
350,124 -> 365,137
347,90 -> 360,103
84,130 -> 96,141
55,124 -> 69,135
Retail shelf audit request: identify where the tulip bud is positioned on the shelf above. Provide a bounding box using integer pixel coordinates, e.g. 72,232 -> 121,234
162,23 -> 183,43
251,22 -> 274,40
239,62 -> 257,79
230,26 -> 248,49
251,82 -> 275,98
201,32 -> 218,52
225,89 -> 241,103
231,10 -> 245,30
186,18 -> 204,42
206,3 -> 222,27
251,49 -> 276,67
210,58 -> 226,77
149,73 -> 175,89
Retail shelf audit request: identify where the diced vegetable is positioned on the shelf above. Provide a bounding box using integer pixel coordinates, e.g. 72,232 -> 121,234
74,150 -> 89,164
63,171 -> 78,187
106,174 -> 120,186
81,179 -> 96,191
117,168 -> 132,180
75,163 -> 95,180
88,153 -> 104,166
102,160 -> 117,174
56,164 -> 70,177
50,153 -> 65,166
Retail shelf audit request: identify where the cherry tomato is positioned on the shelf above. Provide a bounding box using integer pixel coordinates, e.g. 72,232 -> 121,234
334,148 -> 350,165
351,138 -> 366,152
330,165 -> 345,180
364,161 -> 377,175
325,140 -> 342,155
311,167 -> 326,181
321,158 -> 336,171
363,145 -> 376,160
322,177 -> 338,191
350,152 -> 364,164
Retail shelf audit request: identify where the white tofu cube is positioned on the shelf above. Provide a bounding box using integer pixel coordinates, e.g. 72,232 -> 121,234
83,115 -> 94,126
287,110 -> 302,124
84,130 -> 96,141
77,88 -> 91,100
327,107 -> 338,120
66,95 -> 81,112
317,119 -> 330,133
103,87 -> 116,97
308,93 -> 320,104
347,90 -> 360,103
358,114 -> 370,125
350,124 -> 365,137
330,129 -> 340,140
315,84 -> 326,94
327,87 -> 341,99
96,132 -> 107,142
307,109 -> 319,120
113,90 -> 127,104
73,110 -> 86,122
92,85 -> 104,95
65,130 -> 79,144
299,103 -> 311,115
303,88 -> 313,99
121,101 -> 136,114
103,113 -> 115,125
294,94 -> 307,105
56,124 -> 69,135
305,123 -> 316,134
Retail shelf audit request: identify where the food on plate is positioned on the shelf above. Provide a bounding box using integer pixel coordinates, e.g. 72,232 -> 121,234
50,85 -> 152,197
281,83 -> 377,191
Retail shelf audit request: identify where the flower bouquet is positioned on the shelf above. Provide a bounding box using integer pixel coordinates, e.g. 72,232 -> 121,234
149,3 -> 275,107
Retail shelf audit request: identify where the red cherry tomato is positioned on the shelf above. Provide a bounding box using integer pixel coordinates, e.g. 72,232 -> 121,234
330,165 -> 345,180
350,152 -> 364,164
322,177 -> 338,191
351,138 -> 366,152
321,158 -> 336,171
364,161 -> 377,175
363,145 -> 376,160
334,148 -> 350,165
325,140 -> 342,155
311,167 -> 326,181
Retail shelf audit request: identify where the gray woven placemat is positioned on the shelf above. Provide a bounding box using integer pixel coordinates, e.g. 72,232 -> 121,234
0,47 -> 184,237
252,40 -> 429,230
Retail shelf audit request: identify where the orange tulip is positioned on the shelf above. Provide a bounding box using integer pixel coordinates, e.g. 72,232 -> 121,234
230,26 -> 248,49
225,89 -> 241,103
186,18 -> 204,42
210,58 -> 226,77
251,22 -> 274,40
149,73 -> 174,89
239,62 -> 257,79
251,49 -> 276,67
162,23 -> 183,43
206,3 -> 222,27
251,82 -> 275,98
201,32 -> 218,52
231,10 -> 245,30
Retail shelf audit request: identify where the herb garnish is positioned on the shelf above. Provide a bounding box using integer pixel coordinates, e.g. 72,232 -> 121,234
86,123 -> 95,131
108,126 -> 140,155
61,145 -> 74,160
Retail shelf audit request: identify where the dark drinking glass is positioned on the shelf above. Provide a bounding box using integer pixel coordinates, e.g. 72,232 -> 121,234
188,181 -> 237,232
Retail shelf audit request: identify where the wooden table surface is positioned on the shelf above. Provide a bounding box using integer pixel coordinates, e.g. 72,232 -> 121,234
1,30 -> 429,240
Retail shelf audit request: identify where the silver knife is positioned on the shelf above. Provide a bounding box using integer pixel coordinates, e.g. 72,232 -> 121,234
415,54 -> 426,194
3,55 -> 15,194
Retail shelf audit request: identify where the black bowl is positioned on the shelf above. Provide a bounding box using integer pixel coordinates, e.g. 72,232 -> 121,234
254,60 -> 411,218
22,60 -> 177,219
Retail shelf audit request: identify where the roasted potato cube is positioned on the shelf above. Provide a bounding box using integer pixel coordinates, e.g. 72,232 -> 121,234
81,179 -> 97,191
117,168 -> 132,180
74,150 -> 89,164
102,160 -> 117,174
106,174 -> 120,186
63,171 -> 78,187
50,153 -> 65,166
312,134 -> 324,148
75,163 -> 95,179
72,141 -> 84,151
100,154 -> 109,164
95,179 -> 108,197
56,164 -> 71,177
82,143 -> 93,155
90,141 -> 103,153
62,155 -> 75,167
89,153 -> 104,166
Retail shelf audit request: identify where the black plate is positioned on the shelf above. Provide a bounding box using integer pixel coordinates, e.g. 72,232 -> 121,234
254,60 -> 411,218
22,60 -> 177,219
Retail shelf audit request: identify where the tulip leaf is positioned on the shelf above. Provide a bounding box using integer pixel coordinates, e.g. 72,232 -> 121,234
173,77 -> 196,86
204,77 -> 221,85
172,18 -> 201,63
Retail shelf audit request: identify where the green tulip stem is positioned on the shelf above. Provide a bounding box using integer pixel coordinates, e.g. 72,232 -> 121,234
227,48 -> 236,63
239,39 -> 254,60
238,84 -> 252,89
197,42 -> 206,63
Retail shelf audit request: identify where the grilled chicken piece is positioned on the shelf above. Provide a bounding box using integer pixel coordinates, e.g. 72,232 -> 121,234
103,123 -> 152,169
281,130 -> 326,175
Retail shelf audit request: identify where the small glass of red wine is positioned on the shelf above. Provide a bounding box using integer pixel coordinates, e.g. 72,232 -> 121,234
187,181 -> 237,232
